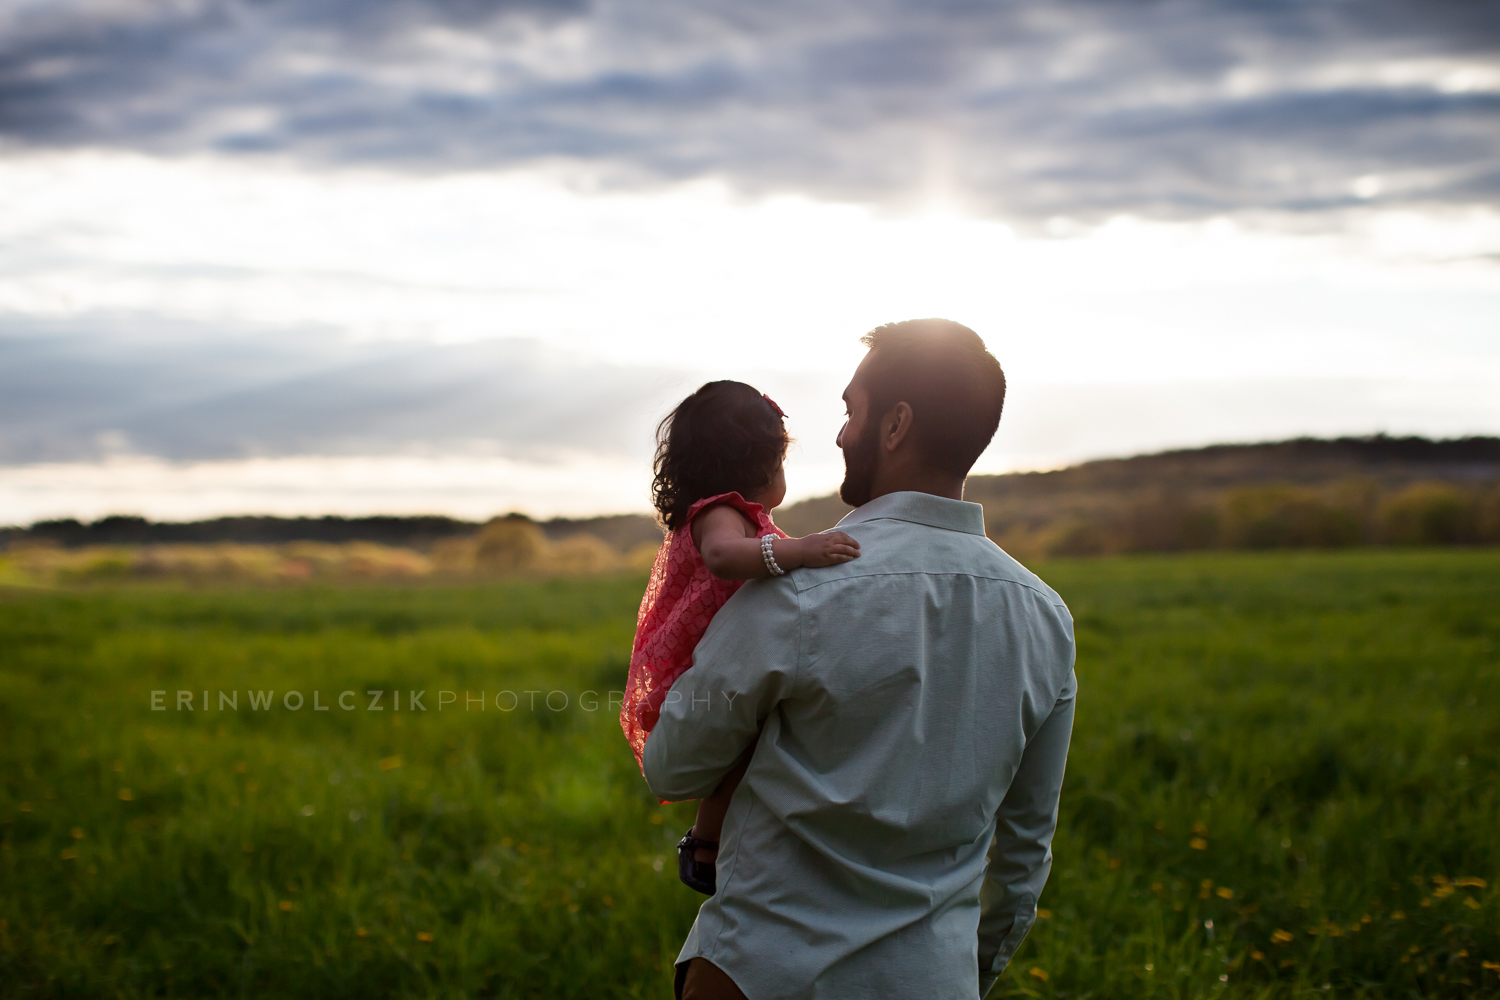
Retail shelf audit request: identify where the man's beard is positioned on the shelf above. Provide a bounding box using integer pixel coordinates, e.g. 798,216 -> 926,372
838,423 -> 879,508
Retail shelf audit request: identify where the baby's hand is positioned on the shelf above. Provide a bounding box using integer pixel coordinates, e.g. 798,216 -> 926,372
795,531 -> 861,568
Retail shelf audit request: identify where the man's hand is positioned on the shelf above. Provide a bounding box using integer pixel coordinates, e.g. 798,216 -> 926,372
791,531 -> 861,568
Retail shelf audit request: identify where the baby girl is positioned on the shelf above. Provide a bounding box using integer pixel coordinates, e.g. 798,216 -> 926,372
620,380 -> 860,894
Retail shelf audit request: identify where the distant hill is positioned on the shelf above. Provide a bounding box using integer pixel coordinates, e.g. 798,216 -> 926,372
0,511 -> 665,552
972,435 -> 1500,495
776,435 -> 1500,555
5,435 -> 1498,557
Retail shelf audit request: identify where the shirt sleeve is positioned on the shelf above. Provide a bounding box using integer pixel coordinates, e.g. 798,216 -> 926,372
642,576 -> 803,803
977,669 -> 1077,996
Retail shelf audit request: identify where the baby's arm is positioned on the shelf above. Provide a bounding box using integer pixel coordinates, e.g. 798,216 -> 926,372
692,504 -> 860,581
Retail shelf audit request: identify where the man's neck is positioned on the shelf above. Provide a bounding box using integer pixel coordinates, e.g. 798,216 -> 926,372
868,470 -> 966,503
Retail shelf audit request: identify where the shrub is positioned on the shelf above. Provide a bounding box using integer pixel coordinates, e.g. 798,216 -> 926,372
1122,499 -> 1219,552
1221,486 -> 1361,549
474,517 -> 549,574
1381,483 -> 1476,545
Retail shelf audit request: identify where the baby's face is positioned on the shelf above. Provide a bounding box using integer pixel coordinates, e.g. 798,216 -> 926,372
760,464 -> 788,510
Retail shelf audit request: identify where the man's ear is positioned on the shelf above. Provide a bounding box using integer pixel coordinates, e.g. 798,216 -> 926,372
881,402 -> 914,453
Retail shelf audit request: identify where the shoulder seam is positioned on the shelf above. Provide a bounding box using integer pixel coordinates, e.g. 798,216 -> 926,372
796,569 -> 1064,606
842,514 -> 986,538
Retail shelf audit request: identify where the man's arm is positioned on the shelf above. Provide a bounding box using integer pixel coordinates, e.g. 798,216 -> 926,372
977,671 -> 1077,997
642,577 -> 802,802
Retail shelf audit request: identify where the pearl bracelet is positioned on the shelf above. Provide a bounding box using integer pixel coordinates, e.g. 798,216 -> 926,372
761,534 -> 785,576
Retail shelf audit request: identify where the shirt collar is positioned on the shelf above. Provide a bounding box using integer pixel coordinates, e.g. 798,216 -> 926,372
836,490 -> 987,536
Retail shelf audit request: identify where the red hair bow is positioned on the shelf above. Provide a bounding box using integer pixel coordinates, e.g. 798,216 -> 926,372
762,393 -> 786,418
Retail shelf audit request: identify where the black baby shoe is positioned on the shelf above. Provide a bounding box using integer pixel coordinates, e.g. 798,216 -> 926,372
676,829 -> 718,895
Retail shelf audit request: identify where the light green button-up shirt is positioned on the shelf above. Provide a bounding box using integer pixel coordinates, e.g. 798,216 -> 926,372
644,491 -> 1077,1000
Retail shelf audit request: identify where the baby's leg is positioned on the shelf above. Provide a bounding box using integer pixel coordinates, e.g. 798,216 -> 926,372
691,755 -> 750,862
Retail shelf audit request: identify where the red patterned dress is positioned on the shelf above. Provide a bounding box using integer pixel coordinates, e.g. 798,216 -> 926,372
621,492 -> 788,770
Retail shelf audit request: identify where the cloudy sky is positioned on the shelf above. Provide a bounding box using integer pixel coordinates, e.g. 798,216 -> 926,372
2,0 -> 1498,522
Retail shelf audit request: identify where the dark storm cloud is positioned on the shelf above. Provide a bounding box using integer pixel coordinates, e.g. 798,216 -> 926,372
0,315 -> 676,464
1,0 -> 1498,220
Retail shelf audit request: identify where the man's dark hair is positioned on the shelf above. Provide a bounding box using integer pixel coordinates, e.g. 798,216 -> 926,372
652,381 -> 791,531
858,319 -> 1006,476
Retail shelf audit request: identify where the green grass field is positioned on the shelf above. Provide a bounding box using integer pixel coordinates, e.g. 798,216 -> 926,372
1,550 -> 1496,998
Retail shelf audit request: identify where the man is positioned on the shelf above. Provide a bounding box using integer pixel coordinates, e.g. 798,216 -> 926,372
643,319 -> 1077,1000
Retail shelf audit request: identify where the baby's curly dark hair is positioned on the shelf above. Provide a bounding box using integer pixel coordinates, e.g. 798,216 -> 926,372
652,381 -> 790,532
